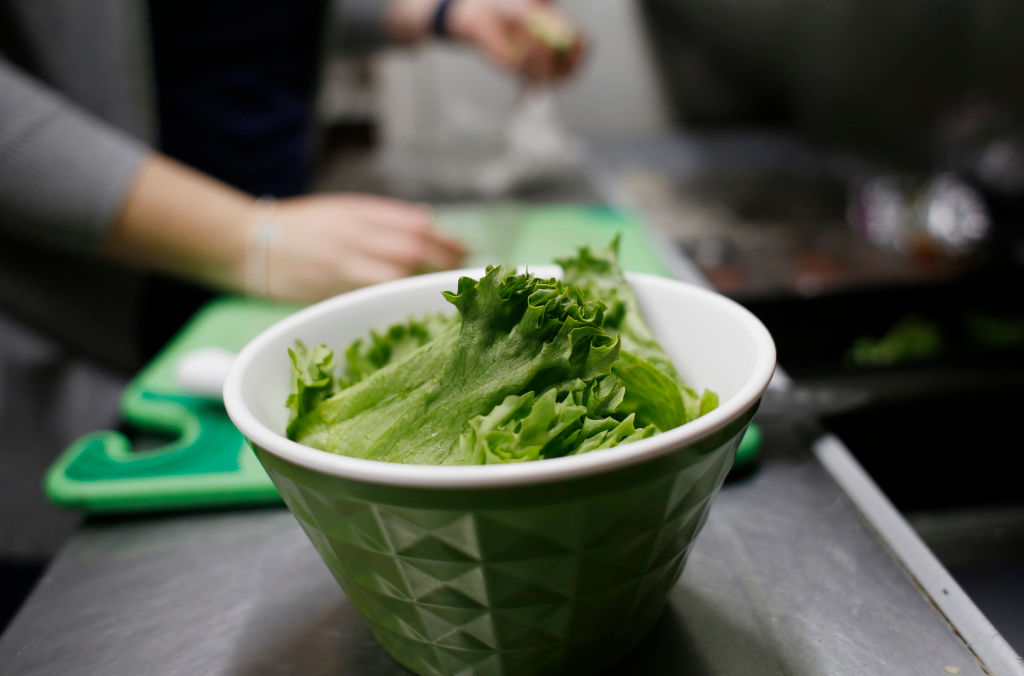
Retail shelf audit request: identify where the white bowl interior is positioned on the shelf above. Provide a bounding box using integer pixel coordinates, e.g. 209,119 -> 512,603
225,267 -> 775,486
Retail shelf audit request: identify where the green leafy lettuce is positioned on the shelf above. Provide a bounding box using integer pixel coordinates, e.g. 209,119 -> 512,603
557,237 -> 719,424
285,240 -> 717,464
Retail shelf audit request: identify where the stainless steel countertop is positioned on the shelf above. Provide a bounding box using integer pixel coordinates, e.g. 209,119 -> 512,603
0,420 -> 999,675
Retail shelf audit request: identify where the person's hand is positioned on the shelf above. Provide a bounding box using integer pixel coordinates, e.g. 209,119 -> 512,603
387,0 -> 586,84
447,0 -> 587,84
105,155 -> 466,303
263,194 -> 467,303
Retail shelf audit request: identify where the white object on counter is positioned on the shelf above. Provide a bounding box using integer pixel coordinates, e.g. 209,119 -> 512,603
176,347 -> 237,400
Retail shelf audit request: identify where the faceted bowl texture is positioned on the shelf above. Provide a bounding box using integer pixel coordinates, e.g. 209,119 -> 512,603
224,268 -> 775,676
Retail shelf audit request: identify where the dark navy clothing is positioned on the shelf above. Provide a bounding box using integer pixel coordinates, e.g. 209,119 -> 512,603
148,0 -> 325,198
142,0 -> 325,358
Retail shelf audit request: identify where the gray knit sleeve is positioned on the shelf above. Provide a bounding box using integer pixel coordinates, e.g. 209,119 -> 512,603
329,0 -> 391,55
0,58 -> 148,254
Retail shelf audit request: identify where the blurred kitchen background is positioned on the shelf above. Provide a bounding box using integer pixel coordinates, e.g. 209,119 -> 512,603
311,0 -> 1024,651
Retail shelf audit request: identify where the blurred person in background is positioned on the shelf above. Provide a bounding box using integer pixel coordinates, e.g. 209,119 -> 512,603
0,0 -> 585,610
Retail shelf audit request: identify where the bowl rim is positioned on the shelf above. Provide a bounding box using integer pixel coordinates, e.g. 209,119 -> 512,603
223,268 -> 776,489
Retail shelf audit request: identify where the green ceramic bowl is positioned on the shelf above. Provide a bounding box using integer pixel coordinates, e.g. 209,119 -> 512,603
223,267 -> 776,676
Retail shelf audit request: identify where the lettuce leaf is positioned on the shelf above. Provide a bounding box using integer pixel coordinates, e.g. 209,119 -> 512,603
609,351 -> 686,431
290,266 -> 621,464
285,341 -> 339,439
286,239 -> 718,465
557,237 -> 717,427
456,377 -> 654,464
340,313 -> 457,388
557,236 -> 677,379
459,388 -> 588,464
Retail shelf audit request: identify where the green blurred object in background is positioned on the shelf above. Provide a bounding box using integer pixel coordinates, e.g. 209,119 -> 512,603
436,203 -> 672,274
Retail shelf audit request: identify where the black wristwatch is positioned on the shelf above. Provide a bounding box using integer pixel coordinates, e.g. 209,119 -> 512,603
431,0 -> 458,38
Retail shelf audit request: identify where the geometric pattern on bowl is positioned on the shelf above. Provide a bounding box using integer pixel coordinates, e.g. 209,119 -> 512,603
255,427 -> 744,676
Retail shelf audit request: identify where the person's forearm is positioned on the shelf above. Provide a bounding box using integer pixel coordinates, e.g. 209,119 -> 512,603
102,153 -> 254,292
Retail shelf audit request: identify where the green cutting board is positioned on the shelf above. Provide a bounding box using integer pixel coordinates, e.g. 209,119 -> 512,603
44,297 -> 300,513
45,204 -> 756,514
436,203 -> 672,273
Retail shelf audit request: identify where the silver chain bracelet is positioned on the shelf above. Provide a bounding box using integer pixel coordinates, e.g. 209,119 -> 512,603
245,197 -> 279,297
